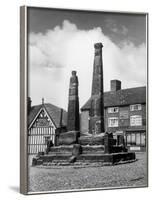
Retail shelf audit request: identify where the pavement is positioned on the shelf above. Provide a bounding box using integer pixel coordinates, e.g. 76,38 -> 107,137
28,152 -> 147,193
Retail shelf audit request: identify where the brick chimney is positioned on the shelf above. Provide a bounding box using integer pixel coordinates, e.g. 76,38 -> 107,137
111,80 -> 121,91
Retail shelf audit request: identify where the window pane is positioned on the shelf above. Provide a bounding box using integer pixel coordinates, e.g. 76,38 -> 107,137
131,133 -> 136,145
108,107 -> 119,113
130,104 -> 142,111
108,117 -> 118,127
127,134 -> 131,145
136,133 -> 141,145
130,115 -> 142,126
141,133 -> 145,146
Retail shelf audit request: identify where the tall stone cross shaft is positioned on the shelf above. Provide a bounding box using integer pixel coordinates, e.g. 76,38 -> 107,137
89,43 -> 104,134
67,71 -> 80,131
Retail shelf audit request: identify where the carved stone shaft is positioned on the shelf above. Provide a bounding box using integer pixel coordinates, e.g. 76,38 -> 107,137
89,43 -> 104,134
67,71 -> 80,131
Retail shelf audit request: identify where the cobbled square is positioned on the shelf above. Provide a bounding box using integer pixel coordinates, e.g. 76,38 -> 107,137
28,153 -> 147,192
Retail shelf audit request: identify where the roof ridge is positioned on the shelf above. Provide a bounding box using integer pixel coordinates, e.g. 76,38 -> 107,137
104,85 -> 146,94
45,103 -> 67,112
81,86 -> 146,110
31,103 -> 67,112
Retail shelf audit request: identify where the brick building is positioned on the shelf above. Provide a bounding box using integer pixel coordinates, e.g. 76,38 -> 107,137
81,80 -> 146,151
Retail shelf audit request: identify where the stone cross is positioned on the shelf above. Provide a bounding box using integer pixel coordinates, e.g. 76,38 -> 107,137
67,71 -> 80,131
89,43 -> 104,134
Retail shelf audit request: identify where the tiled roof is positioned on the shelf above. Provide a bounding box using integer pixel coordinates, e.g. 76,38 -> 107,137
28,103 -> 67,128
28,104 -> 42,127
81,86 -> 146,111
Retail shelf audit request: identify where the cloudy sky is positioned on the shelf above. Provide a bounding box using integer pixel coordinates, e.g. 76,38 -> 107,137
27,7 -> 147,110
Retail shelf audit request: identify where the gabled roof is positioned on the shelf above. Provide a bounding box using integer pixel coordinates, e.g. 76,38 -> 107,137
28,103 -> 67,128
81,86 -> 146,111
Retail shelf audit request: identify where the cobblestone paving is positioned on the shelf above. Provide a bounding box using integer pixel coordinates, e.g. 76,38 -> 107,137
28,153 -> 147,192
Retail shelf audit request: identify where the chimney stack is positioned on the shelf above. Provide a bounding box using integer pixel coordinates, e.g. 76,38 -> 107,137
111,80 -> 121,91
89,43 -> 104,134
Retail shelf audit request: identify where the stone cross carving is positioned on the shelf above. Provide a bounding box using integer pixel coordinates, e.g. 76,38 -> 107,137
89,43 -> 104,134
67,71 -> 80,131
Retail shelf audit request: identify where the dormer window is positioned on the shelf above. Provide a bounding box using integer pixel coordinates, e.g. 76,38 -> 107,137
130,104 -> 142,111
108,107 -> 119,113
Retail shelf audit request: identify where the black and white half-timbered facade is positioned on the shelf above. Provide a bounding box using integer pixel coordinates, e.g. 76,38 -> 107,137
28,98 -> 67,154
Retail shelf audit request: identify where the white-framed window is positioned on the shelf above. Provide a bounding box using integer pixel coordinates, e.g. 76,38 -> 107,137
141,133 -> 146,146
108,117 -> 119,127
130,115 -> 142,126
126,132 -> 146,146
130,104 -> 142,111
108,107 -> 119,113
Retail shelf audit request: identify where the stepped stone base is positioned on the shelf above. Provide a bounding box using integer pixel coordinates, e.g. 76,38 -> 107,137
32,132 -> 135,166
77,152 -> 135,164
32,145 -> 136,166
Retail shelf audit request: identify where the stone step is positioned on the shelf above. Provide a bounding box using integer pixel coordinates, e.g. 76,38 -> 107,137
43,160 -> 70,166
49,145 -> 74,154
81,145 -> 104,154
39,154 -> 71,162
82,151 -> 104,155
77,152 -> 136,163
77,154 -> 109,162
48,152 -> 72,156
33,151 -> 136,166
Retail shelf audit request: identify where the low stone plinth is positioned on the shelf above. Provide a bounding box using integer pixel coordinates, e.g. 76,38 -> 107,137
33,151 -> 136,166
48,145 -> 74,154
76,152 -> 136,164
81,145 -> 104,154
78,135 -> 104,145
32,154 -> 72,166
58,131 -> 80,145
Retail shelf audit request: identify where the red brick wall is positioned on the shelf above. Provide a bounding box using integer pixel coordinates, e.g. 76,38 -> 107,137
80,103 -> 146,134
105,104 -> 146,133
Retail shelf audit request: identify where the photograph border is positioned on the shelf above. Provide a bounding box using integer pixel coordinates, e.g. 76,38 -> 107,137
20,5 -> 149,195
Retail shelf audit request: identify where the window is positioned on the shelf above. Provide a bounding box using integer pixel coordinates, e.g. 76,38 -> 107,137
108,117 -> 118,127
131,133 -> 136,145
136,133 -> 141,145
127,134 -> 131,144
126,132 -> 146,147
108,107 -> 119,113
141,133 -> 146,146
130,104 -> 142,111
130,115 -> 142,126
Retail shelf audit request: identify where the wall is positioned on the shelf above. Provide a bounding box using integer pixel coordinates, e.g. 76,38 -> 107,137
105,104 -> 146,133
81,104 -> 146,134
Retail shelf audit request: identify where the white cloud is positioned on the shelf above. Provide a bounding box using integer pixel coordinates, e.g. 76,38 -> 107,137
105,18 -> 128,36
28,20 -> 146,110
